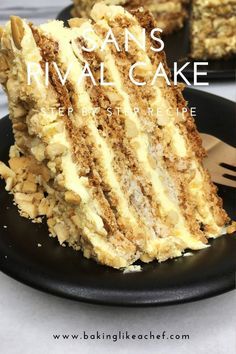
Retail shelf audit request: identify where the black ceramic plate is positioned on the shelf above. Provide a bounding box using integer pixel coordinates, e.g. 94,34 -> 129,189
0,88 -> 235,306
57,5 -> 236,80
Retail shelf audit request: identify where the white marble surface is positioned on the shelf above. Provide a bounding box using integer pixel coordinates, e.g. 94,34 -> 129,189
0,1 -> 235,353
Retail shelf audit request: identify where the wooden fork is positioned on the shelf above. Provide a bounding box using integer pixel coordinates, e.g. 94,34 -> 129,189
200,133 -> 236,188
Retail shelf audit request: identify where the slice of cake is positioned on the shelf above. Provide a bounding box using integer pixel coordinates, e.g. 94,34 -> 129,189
0,4 -> 234,269
72,0 -> 236,58
190,0 -> 236,59
72,0 -> 190,34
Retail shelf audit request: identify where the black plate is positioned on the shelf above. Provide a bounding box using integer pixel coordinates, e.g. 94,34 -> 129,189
57,5 -> 236,80
0,88 -> 235,306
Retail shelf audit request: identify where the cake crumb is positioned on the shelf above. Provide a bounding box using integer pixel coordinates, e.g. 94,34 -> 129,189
37,243 -> 42,247
227,221 -> 236,234
32,217 -> 43,224
123,265 -> 142,273
3,225 -> 7,229
183,252 -> 193,257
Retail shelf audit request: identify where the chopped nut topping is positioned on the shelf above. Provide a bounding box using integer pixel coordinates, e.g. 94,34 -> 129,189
26,173 -> 36,183
22,181 -> 37,194
227,221 -> 236,234
31,144 -> 45,162
12,105 -> 26,119
54,223 -> 69,244
46,143 -> 67,159
38,198 -> 53,217
0,54 -> 8,71
47,218 -> 56,229
0,161 -> 15,179
65,191 -> 81,205
14,192 -> 34,203
71,214 -> 81,229
10,16 -> 24,50
5,176 -> 15,191
14,197 -> 38,219
55,173 -> 65,188
68,18 -> 87,27
13,122 -> 27,131
9,157 -> 31,172
9,157 -> 50,182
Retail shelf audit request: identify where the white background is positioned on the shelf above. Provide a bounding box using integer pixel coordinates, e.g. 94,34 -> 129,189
0,1 -> 235,353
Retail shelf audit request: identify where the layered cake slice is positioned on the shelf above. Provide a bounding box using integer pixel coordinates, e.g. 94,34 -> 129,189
0,4 -> 234,269
190,0 -> 236,59
72,0 -> 190,34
